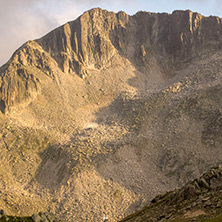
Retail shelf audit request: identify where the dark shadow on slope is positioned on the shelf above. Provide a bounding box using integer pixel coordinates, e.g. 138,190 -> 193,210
0,100 -> 6,114
32,82 -> 222,218
92,82 -> 222,196
35,145 -> 77,190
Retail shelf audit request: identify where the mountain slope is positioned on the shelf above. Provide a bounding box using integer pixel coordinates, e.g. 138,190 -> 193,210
121,166 -> 222,222
0,8 -> 222,221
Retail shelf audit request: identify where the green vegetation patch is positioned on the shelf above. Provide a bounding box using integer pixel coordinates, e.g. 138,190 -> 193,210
0,215 -> 33,222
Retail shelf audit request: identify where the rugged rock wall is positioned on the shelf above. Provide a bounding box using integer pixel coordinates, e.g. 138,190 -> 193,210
121,166 -> 222,221
0,41 -> 57,113
1,8 -> 222,113
36,9 -> 222,74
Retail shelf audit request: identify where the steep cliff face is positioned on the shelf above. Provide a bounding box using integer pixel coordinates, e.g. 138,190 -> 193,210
0,41 -> 57,113
36,9 -> 222,75
1,8 -> 222,113
1,8 -> 222,114
36,9 -> 128,78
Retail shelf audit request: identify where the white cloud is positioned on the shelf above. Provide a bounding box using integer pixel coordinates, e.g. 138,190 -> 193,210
0,1 -> 56,65
0,0 -> 101,66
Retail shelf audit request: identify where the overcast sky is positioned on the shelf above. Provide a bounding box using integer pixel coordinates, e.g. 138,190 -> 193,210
0,0 -> 222,66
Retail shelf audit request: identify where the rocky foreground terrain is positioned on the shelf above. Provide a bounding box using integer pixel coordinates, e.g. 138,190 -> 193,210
121,166 -> 222,221
1,8 -> 222,221
1,166 -> 222,221
0,211 -> 60,222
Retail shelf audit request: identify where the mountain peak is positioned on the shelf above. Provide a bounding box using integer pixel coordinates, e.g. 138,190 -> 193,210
1,8 -> 222,114
1,8 -> 222,222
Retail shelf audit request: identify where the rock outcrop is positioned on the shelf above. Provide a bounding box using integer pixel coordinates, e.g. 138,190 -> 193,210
121,166 -> 222,221
0,41 -> 57,113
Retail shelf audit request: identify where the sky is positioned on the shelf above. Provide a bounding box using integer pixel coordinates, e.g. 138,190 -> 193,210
0,0 -> 222,66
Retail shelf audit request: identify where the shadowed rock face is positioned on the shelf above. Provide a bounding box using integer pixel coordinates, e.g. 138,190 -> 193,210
121,166 -> 222,222
1,8 -> 222,222
37,9 -> 222,75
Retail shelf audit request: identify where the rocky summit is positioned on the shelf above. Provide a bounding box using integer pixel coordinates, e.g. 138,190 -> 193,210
1,8 -> 222,221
